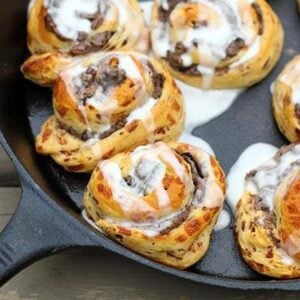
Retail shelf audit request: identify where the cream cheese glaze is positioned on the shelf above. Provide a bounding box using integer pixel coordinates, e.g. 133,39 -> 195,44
214,210 -> 231,231
60,52 -> 159,143
82,2 -> 250,234
235,144 -> 300,266
176,80 -> 242,130
246,144 -> 300,210
150,0 -> 262,88
227,143 -> 279,212
44,0 -> 144,42
44,0 -> 100,40
85,142 -> 224,237
141,1 -> 243,154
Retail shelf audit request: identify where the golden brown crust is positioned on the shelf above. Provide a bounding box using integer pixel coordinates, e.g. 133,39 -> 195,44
27,0 -> 149,55
83,142 -> 226,269
35,52 -> 185,172
236,143 -> 300,278
273,56 -> 300,142
21,51 -> 73,86
151,0 -> 284,89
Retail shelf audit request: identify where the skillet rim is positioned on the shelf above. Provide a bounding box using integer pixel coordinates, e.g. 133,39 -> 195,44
0,0 -> 300,290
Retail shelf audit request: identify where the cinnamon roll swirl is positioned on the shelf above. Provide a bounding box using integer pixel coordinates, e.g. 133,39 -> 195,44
83,142 -> 226,268
35,52 -> 184,172
150,0 -> 284,89
27,0 -> 149,55
236,143 -> 300,278
273,56 -> 300,143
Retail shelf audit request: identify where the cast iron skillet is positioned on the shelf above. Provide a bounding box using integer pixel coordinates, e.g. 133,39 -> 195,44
0,0 -> 300,290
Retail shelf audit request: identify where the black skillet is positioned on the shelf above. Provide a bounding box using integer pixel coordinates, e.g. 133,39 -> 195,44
0,0 -> 300,290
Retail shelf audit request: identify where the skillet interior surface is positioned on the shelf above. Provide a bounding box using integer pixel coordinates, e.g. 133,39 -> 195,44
1,0 -> 300,289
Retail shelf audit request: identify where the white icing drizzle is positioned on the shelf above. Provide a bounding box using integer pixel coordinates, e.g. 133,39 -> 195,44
140,0 -> 153,25
227,143 -> 279,212
269,81 -> 275,95
82,209 -> 105,233
100,159 -> 156,214
44,0 -> 143,41
130,143 -> 187,182
28,0 -> 35,14
179,132 -> 215,156
94,142 -> 224,237
190,147 -> 224,209
83,137 -> 102,157
117,55 -> 144,80
176,80 -> 242,130
151,0 -> 261,88
44,0 -> 100,40
246,144 -> 300,210
214,210 -> 231,231
280,250 -> 295,266
60,52 -> 158,143
98,142 -> 190,218
126,98 -> 157,143
231,143 -> 300,265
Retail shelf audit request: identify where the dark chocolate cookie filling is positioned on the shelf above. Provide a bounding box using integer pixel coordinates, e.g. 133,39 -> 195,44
146,62 -> 166,98
75,61 -> 127,104
45,0 -> 105,42
69,31 -> 115,56
251,3 -> 264,35
58,117 -> 127,142
225,38 -> 246,58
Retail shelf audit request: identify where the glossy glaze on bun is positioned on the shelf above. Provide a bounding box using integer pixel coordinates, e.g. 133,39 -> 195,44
150,0 -> 284,89
27,0 -> 149,55
236,143 -> 300,278
35,52 -> 185,172
84,142 -> 226,268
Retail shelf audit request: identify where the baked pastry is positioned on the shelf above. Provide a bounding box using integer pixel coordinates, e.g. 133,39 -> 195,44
273,56 -> 300,143
236,143 -> 300,278
21,51 -> 74,86
83,142 -> 226,268
27,0 -> 149,55
35,52 -> 185,172
150,0 -> 284,89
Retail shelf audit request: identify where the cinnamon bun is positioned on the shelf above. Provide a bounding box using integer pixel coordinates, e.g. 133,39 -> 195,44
27,0 -> 149,55
273,56 -> 300,143
150,0 -> 284,89
35,52 -> 185,172
83,142 -> 226,268
236,143 -> 300,278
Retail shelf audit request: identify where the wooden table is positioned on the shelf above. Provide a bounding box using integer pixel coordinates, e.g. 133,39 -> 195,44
0,146 -> 299,299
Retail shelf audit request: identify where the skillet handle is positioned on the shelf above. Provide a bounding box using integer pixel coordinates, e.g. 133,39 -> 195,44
0,181 -> 80,286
